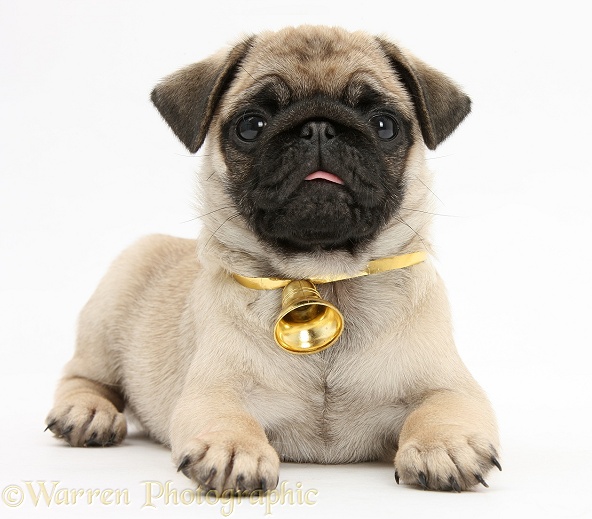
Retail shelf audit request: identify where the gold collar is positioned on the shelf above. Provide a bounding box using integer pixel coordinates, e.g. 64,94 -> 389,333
232,251 -> 427,354
232,251 -> 427,290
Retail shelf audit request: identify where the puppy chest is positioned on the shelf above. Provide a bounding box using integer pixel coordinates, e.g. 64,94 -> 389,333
244,380 -> 409,463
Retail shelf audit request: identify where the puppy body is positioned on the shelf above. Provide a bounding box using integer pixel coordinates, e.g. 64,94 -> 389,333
47,26 -> 499,492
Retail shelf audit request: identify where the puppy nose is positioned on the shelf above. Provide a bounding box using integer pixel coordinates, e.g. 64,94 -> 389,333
300,120 -> 337,143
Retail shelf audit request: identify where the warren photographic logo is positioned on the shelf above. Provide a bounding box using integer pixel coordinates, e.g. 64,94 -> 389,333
2,480 -> 318,516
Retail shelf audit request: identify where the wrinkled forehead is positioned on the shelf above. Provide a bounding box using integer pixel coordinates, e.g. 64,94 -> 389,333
220,28 -> 415,119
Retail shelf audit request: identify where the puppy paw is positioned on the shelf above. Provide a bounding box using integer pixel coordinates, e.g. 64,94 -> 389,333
394,426 -> 501,491
45,397 -> 127,447
176,432 -> 280,494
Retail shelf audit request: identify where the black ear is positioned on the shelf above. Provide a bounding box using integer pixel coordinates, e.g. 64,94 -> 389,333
151,37 -> 254,153
376,38 -> 471,150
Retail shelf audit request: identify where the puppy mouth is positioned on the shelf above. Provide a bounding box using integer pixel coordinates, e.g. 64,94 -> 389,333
240,151 -> 393,252
239,162 -> 394,251
304,170 -> 345,185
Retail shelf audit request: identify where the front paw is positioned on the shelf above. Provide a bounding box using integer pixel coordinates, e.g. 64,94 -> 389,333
176,432 -> 280,494
45,398 -> 127,447
394,426 -> 501,491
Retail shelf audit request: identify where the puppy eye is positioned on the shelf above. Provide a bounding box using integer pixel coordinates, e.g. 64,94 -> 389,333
237,115 -> 267,141
369,114 -> 399,140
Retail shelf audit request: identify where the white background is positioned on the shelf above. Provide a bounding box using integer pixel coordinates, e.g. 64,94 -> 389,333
1,1 -> 591,517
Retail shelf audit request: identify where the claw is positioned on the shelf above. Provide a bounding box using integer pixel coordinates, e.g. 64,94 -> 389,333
475,474 -> 489,488
260,478 -> 268,492
418,472 -> 428,490
491,456 -> 502,472
449,476 -> 461,493
83,432 -> 98,447
204,467 -> 217,486
177,456 -> 191,473
395,471 -> 400,485
44,421 -> 56,433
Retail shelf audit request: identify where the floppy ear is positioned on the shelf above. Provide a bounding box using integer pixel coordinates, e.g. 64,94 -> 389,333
376,38 -> 471,150
151,37 -> 254,153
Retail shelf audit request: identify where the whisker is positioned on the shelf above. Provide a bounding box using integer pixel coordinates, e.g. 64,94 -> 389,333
407,173 -> 445,206
170,152 -> 215,159
394,215 -> 428,249
181,206 -> 235,224
237,63 -> 256,82
425,154 -> 454,161
400,207 -> 460,218
204,212 -> 241,250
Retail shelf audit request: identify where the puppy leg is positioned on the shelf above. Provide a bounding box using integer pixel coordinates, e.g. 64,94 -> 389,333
171,388 -> 280,494
45,375 -> 127,447
46,292 -> 127,447
394,390 -> 500,491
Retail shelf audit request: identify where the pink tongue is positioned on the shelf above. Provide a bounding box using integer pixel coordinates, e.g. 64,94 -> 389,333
304,171 -> 344,185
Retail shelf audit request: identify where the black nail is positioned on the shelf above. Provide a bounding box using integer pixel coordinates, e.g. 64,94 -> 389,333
260,478 -> 268,492
475,474 -> 489,488
204,467 -> 217,485
177,456 -> 191,473
492,456 -> 502,472
395,471 -> 400,485
44,421 -> 56,433
449,476 -> 461,493
418,472 -> 428,490
83,432 -> 98,447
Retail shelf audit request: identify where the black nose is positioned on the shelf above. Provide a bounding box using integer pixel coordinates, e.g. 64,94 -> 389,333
300,120 -> 337,143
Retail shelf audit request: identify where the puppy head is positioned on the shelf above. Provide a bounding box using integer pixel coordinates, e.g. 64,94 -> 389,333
152,26 -> 470,258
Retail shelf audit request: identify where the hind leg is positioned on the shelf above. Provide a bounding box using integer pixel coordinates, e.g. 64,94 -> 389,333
45,375 -> 127,447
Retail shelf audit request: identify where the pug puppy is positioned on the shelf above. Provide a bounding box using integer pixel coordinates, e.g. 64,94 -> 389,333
46,26 -> 500,493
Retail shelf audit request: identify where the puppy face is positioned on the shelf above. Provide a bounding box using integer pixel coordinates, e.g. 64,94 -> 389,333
151,26 -> 471,256
221,84 -> 412,252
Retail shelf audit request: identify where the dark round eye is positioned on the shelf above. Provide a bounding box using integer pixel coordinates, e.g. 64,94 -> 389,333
369,114 -> 399,140
236,115 -> 267,141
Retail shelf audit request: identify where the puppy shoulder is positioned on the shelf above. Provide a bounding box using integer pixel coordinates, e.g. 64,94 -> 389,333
121,233 -> 197,264
108,234 -> 198,277
83,234 -> 199,314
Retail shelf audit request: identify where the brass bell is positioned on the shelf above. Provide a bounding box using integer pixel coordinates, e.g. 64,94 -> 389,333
274,280 -> 344,354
